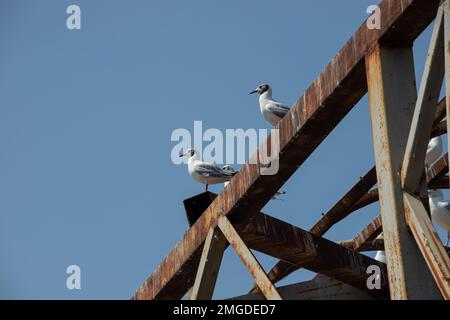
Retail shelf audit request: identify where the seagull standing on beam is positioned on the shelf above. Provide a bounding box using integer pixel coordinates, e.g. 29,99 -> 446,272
180,149 -> 237,192
250,83 -> 290,127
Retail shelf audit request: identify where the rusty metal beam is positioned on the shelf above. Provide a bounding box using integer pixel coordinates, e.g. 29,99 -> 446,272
367,42 -> 441,299
433,98 -> 447,126
353,216 -> 383,251
349,189 -> 379,213
430,176 -> 450,189
339,237 -> 384,252
401,4 -> 445,193
260,154 -> 449,291
349,155 -> 449,212
256,167 -> 378,292
217,216 -> 283,300
403,192 -> 450,299
344,176 -> 449,254
427,154 -> 449,182
343,236 -> 450,255
190,227 -> 228,300
133,0 -> 440,300
239,213 -> 389,298
432,120 -> 448,138
445,1 -> 450,192
310,167 -> 378,236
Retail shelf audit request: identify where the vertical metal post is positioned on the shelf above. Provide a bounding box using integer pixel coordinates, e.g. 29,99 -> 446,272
217,216 -> 283,300
190,227 -> 228,300
444,0 -> 450,169
402,4 -> 445,192
366,45 -> 441,299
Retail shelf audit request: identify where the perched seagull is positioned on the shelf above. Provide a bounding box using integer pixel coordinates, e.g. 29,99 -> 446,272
250,83 -> 290,126
425,136 -> 443,168
428,189 -> 450,246
180,149 -> 237,191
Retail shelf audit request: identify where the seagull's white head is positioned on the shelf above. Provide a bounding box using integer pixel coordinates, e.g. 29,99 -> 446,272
250,83 -> 272,96
179,148 -> 199,158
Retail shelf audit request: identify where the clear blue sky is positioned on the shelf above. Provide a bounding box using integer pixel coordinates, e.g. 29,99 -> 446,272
0,0 -> 446,299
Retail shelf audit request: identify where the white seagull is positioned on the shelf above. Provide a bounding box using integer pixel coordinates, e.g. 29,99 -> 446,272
180,149 -> 237,191
250,83 -> 290,126
425,136 -> 443,168
428,189 -> 450,246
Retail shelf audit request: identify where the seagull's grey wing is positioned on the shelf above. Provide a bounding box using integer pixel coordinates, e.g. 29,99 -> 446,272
222,165 -> 236,174
267,102 -> 290,118
195,163 -> 233,178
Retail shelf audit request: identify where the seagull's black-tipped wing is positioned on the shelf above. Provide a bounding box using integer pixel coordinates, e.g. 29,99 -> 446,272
267,101 -> 290,118
195,163 -> 235,178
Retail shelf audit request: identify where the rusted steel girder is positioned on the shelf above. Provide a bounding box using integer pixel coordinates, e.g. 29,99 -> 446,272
353,216 -> 383,251
259,153 -> 449,290
240,213 -> 389,298
133,0 -> 440,300
255,167 -> 377,292
340,237 -> 384,252
311,167 -> 378,236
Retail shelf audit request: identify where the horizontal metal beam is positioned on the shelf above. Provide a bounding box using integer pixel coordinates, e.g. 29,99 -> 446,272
260,152 -> 449,291
133,0 -> 440,300
352,216 -> 383,251
427,154 -> 449,182
339,238 -> 384,252
240,213 -> 389,298
310,167 -> 378,236
258,167 -> 377,291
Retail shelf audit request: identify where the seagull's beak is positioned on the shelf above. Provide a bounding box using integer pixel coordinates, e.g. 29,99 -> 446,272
249,89 -> 258,95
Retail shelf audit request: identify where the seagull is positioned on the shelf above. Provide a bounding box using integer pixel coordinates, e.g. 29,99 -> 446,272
180,149 -> 237,191
428,189 -> 450,246
250,83 -> 290,126
425,136 -> 443,168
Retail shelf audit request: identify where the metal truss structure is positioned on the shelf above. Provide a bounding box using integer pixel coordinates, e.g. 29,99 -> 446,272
133,0 -> 450,300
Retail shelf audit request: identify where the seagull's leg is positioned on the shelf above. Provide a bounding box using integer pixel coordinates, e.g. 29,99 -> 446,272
205,184 -> 208,192
446,232 -> 449,247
